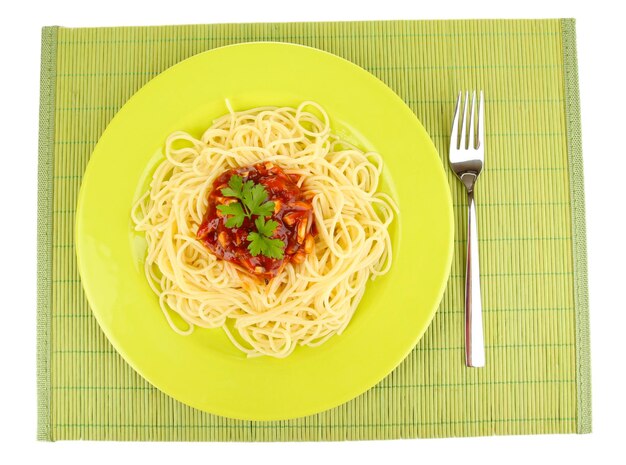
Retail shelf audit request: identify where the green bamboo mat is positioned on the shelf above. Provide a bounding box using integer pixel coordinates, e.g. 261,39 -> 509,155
37,19 -> 591,441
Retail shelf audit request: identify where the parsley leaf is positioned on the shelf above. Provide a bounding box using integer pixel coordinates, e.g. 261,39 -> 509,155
254,216 -> 279,237
247,233 -> 285,259
253,198 -> 276,218
246,232 -> 264,256
216,202 -> 245,228
243,184 -> 275,217
220,175 -> 244,199
219,173 -> 275,221
247,217 -> 285,259
217,171 -> 284,259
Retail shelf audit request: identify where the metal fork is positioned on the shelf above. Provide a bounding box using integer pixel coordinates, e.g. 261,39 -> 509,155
449,90 -> 485,368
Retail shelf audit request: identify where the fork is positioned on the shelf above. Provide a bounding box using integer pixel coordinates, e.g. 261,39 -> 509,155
449,90 -> 485,368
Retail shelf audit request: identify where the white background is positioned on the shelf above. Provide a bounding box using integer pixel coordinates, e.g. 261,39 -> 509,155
1,0 -> 625,463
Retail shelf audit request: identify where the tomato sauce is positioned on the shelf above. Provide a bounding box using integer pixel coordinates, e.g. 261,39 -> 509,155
197,162 -> 316,280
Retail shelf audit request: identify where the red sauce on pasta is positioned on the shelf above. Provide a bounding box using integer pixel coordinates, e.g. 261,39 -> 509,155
197,162 -> 316,280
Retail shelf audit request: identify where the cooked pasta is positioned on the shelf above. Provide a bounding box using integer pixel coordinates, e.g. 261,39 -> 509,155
132,101 -> 397,357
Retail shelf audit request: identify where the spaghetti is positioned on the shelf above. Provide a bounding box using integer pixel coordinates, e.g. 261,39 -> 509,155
132,102 -> 397,357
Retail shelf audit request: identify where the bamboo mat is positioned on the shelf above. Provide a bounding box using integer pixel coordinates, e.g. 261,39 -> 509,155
37,19 -> 590,441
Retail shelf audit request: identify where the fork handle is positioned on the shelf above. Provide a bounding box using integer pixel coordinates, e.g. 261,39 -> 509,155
465,190 -> 485,367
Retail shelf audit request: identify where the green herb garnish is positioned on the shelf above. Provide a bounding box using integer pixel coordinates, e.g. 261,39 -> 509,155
216,202 -> 245,228
216,174 -> 285,259
243,183 -> 275,218
247,217 -> 285,259
216,175 -> 276,221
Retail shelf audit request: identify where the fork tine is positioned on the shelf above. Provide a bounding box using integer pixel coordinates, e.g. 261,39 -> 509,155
459,91 -> 469,149
468,90 -> 476,149
450,91 -> 462,152
478,90 -> 485,149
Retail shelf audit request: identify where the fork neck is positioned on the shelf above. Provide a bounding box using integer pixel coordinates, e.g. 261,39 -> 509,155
460,172 -> 478,193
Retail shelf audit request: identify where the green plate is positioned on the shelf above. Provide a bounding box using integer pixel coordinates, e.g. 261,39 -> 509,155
76,42 -> 453,421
